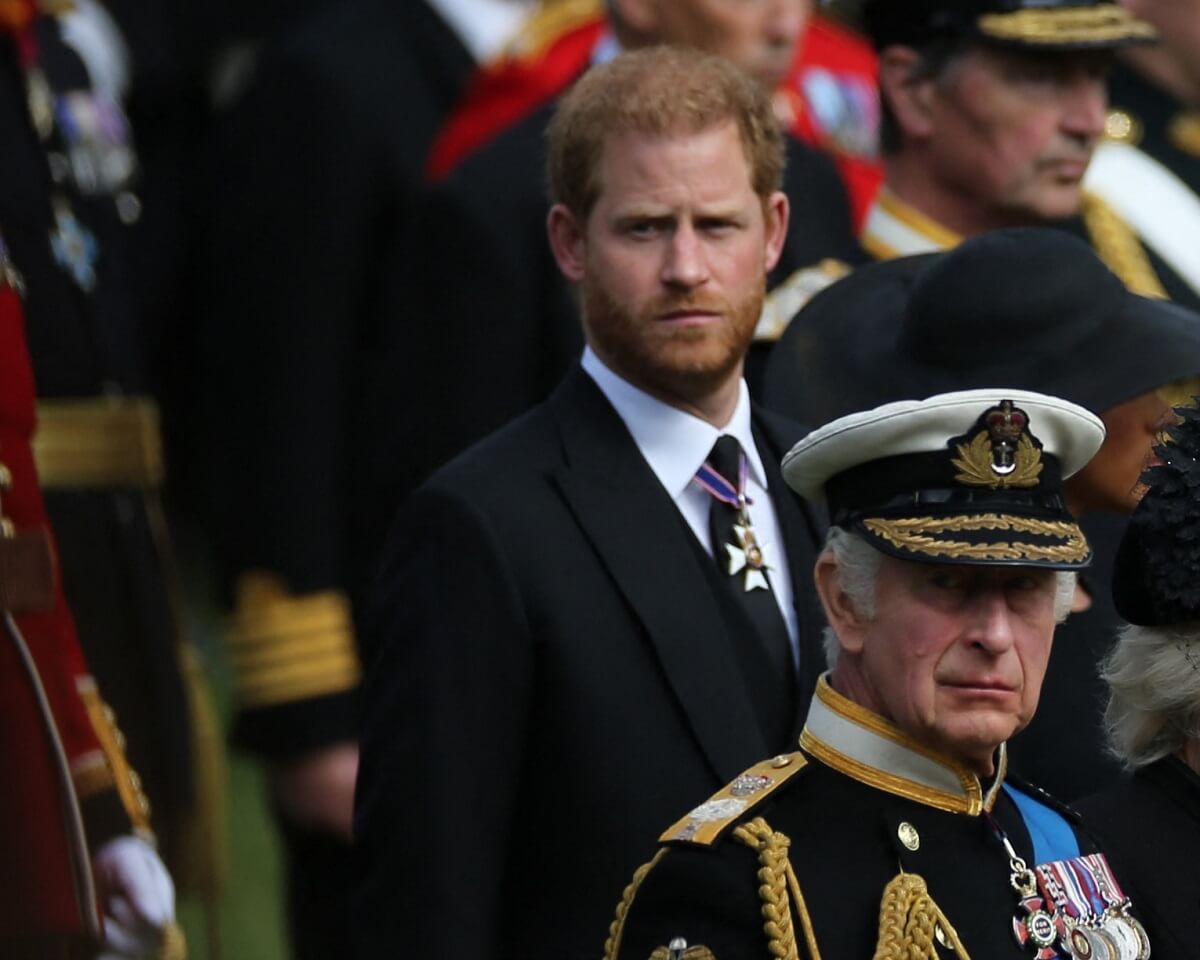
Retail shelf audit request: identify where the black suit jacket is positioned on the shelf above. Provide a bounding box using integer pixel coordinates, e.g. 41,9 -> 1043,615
352,366 -> 826,959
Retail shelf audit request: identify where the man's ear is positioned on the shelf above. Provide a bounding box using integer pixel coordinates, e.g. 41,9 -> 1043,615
814,553 -> 868,656
762,191 -> 790,274
547,203 -> 586,282
878,45 -> 939,143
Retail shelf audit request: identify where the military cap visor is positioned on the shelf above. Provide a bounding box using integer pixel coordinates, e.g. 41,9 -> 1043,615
783,389 -> 1105,569
863,0 -> 1156,51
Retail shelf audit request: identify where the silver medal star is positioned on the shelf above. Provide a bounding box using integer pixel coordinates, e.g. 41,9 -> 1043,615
725,522 -> 772,592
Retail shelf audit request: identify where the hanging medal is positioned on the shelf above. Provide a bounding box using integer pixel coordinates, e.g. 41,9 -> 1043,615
994,821 -> 1151,960
695,451 -> 774,592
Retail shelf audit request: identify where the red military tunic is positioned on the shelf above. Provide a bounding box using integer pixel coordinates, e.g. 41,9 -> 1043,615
0,231 -> 146,943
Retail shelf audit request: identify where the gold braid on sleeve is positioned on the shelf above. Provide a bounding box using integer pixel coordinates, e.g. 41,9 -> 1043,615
731,818 -> 822,960
873,873 -> 970,960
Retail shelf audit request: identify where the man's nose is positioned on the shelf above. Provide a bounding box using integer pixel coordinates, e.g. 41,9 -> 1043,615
1060,75 -> 1108,144
966,591 -> 1017,655
661,225 -> 709,289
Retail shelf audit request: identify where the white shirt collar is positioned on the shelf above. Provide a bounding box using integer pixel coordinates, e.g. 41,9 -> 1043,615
581,347 -> 766,498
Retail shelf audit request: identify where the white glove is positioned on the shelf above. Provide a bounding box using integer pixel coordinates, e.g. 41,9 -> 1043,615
92,835 -> 176,959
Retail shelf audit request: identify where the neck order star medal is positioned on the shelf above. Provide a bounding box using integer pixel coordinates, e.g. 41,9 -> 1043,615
726,517 -> 772,593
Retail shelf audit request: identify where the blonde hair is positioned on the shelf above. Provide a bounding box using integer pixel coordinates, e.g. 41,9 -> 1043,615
1102,622 -> 1200,768
545,45 -> 785,220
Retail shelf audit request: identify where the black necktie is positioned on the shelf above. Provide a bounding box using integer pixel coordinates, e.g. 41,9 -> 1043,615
704,435 -> 797,740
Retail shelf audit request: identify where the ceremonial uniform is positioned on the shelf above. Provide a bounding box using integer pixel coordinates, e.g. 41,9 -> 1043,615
353,364 -> 828,960
609,679 -> 1146,960
200,0 -> 480,955
608,387 -> 1149,960
0,229 -> 152,955
0,0 -> 213,884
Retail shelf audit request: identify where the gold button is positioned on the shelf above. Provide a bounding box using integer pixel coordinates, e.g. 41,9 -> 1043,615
897,821 -> 920,851
770,754 -> 792,769
0,463 -> 12,490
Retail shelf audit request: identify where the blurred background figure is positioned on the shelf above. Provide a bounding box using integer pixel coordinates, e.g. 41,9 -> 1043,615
762,228 -> 1200,799
852,0 -> 1196,307
0,0 -> 222,949
1077,400 -> 1200,960
1,223 -> 178,960
197,2 -> 541,957
1084,0 -> 1200,304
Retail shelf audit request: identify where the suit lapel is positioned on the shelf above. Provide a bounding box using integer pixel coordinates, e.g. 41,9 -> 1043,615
549,368 -> 768,782
753,408 -> 829,722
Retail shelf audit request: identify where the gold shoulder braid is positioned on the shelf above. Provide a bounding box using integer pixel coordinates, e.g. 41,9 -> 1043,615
1080,191 -> 1168,300
874,873 -> 970,960
604,848 -> 669,960
732,817 -> 823,960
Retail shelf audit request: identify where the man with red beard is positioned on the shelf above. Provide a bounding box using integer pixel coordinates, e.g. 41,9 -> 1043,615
353,47 -> 827,960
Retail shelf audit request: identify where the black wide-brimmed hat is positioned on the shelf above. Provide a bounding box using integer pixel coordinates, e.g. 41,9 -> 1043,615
763,228 -> 1200,428
783,388 -> 1104,569
1113,404 -> 1200,625
861,0 -> 1156,51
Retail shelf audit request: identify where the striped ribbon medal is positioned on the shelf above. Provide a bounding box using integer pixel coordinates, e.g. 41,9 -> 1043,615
1012,852 -> 1150,960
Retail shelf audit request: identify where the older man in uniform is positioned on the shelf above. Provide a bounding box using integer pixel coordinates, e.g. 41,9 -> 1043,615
606,388 -> 1152,960
847,0 -> 1179,300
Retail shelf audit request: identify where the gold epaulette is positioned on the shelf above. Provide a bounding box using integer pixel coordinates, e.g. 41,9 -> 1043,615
228,572 -> 361,709
660,752 -> 808,846
756,260 -> 851,343
501,0 -> 602,61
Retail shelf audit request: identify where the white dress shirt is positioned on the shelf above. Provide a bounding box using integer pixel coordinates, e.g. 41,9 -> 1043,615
582,348 -> 799,662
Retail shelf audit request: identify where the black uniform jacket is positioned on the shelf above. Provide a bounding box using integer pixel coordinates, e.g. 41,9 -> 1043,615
610,677 -> 1125,960
405,101 -> 863,495
352,366 -> 828,960
1077,756 -> 1200,960
201,0 -> 474,755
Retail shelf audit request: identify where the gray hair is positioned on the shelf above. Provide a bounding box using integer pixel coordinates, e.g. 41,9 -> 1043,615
1101,623 -> 1200,769
819,527 -> 1078,668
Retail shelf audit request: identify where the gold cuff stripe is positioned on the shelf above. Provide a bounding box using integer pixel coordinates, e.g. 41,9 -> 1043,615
34,397 -> 164,489
230,576 -> 361,708
234,652 -> 362,708
977,7 -> 1156,44
862,513 -> 1090,564
76,678 -> 153,832
813,679 -> 981,801
1080,191 -> 1168,300
70,751 -> 115,799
